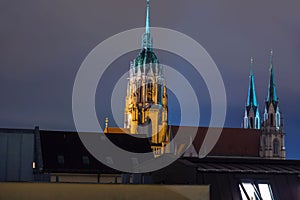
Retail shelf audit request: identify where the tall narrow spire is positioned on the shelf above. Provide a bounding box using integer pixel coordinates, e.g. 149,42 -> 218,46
145,0 -> 150,34
267,49 -> 278,103
261,50 -> 285,159
247,57 -> 258,107
142,0 -> 153,50
243,57 -> 260,129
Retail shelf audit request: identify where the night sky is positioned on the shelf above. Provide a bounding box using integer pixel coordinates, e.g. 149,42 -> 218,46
1,0 -> 299,159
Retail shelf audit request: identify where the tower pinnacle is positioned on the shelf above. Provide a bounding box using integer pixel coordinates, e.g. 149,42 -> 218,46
142,0 -> 153,50
243,57 -> 260,129
250,57 -> 254,75
146,0 -> 150,34
270,49 -> 273,61
247,57 -> 257,107
267,49 -> 278,103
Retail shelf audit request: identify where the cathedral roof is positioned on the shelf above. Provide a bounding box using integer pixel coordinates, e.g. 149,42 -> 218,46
134,48 -> 158,67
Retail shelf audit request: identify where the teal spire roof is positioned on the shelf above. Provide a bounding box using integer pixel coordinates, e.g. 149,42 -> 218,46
134,0 -> 158,67
142,0 -> 153,50
145,0 -> 150,35
266,50 -> 278,104
247,57 -> 258,108
135,49 -> 158,67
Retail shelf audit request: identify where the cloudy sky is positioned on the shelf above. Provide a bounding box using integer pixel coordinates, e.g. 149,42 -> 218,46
1,0 -> 300,159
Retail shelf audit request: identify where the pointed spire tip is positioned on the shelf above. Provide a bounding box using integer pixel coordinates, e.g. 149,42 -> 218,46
142,0 -> 153,50
250,57 -> 254,75
270,49 -> 273,56
269,49 -> 274,71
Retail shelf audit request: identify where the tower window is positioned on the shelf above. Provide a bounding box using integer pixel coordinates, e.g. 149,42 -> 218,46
157,84 -> 162,104
256,118 -> 259,129
270,114 -> 274,126
273,139 -> 279,156
264,112 -> 268,120
249,118 -> 254,128
139,82 -> 143,102
147,82 -> 152,102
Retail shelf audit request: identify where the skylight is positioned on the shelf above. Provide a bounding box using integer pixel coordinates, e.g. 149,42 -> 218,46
239,181 -> 274,200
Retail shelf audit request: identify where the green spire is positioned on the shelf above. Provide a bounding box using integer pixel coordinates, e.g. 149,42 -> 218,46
145,0 -> 150,34
247,57 -> 258,107
134,0 -> 158,68
267,49 -> 278,103
142,0 -> 153,50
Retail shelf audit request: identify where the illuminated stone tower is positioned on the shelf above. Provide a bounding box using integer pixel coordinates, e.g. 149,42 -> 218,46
260,50 -> 286,159
124,0 -> 169,154
243,58 -> 260,129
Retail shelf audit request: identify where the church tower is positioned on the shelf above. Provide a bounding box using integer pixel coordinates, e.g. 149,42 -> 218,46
260,50 -> 286,159
243,58 -> 260,129
124,0 -> 169,155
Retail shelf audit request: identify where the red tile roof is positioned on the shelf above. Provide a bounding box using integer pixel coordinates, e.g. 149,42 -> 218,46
170,126 -> 260,157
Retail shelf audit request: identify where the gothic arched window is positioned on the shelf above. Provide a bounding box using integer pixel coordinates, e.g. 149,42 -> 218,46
249,118 -> 254,128
273,139 -> 279,156
138,80 -> 142,102
270,114 -> 274,126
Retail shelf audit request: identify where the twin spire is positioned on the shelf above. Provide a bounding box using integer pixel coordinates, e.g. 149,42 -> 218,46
247,50 -> 278,107
244,50 -> 280,129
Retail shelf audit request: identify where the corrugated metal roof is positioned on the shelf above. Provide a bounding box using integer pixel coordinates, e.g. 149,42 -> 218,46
181,157 -> 300,174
